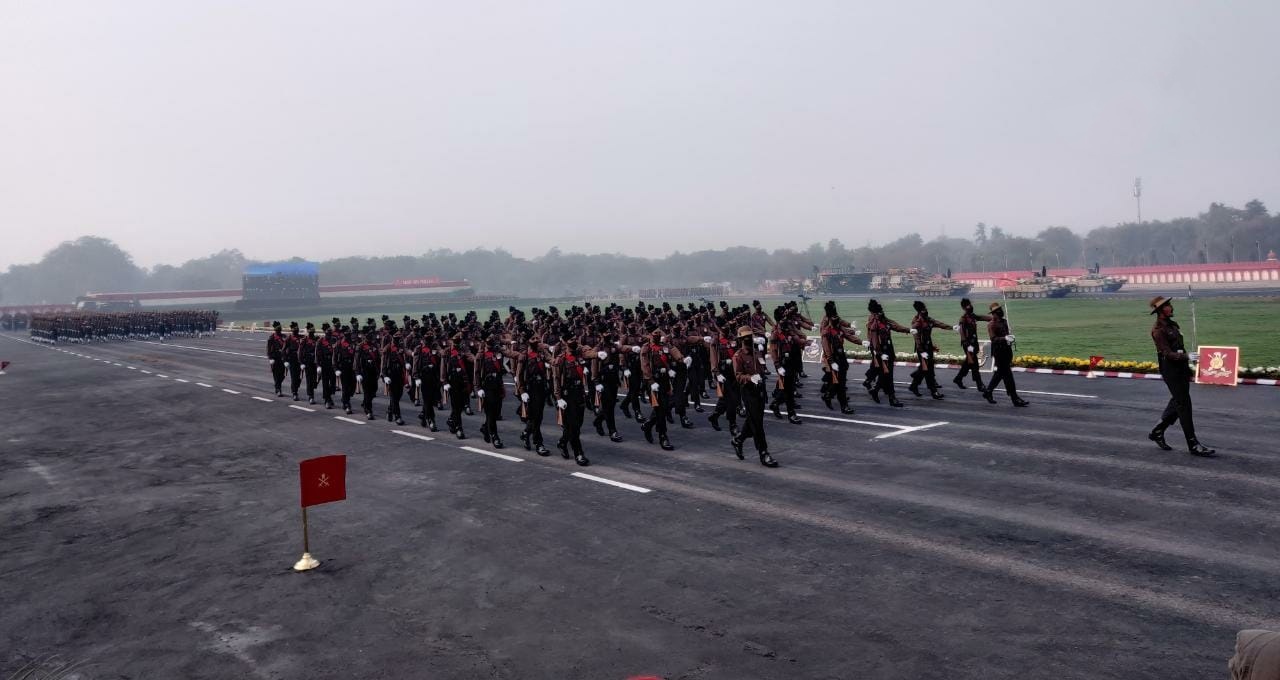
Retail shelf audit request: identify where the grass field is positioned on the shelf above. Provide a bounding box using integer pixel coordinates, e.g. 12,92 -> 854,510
225,295 -> 1280,368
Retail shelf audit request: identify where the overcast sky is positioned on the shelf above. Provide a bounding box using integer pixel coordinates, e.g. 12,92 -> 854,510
2,1 -> 1277,269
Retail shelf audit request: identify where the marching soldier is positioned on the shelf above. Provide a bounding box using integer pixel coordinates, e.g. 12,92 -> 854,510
334,327 -> 357,414
866,300 -> 910,407
640,330 -> 680,451
1148,296 -> 1215,456
907,300 -> 952,400
953,298 -> 989,391
591,334 -> 625,442
266,322 -> 287,397
299,322 -> 319,405
553,339 -> 591,466
354,331 -> 381,419
517,337 -> 553,455
819,300 -> 862,414
380,331 -> 408,425
441,334 -> 472,439
316,323 -> 337,409
619,332 -> 647,424
731,326 -> 779,468
411,334 -> 441,431
707,325 -> 741,438
768,316 -> 804,424
286,322 -> 303,400
474,335 -> 510,449
982,302 -> 1029,407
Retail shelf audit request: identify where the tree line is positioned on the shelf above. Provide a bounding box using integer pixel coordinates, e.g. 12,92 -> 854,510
2,200 -> 1276,305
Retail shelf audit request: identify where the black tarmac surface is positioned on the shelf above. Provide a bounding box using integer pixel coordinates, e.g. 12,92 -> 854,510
3,330 -> 1279,679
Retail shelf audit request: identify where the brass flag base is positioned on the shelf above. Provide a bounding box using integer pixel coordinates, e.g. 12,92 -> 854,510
293,552 -> 319,571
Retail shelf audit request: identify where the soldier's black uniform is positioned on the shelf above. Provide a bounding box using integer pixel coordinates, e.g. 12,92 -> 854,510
1148,296 -> 1214,455
518,345 -> 552,454
266,326 -> 287,396
591,342 -> 624,441
334,333 -> 357,413
299,327 -> 319,404
983,304 -> 1028,407
285,326 -> 303,400
442,341 -> 472,439
354,337 -> 381,419
412,342 -> 441,431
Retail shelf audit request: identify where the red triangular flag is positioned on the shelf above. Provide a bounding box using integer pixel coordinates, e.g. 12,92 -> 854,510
299,455 -> 346,508
1088,356 -> 1104,370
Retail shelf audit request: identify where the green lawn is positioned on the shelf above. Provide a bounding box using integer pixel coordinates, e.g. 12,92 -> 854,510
225,295 -> 1280,368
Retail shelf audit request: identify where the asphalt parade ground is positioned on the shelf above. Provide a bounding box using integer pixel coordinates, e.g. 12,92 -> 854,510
3,331 -> 1280,679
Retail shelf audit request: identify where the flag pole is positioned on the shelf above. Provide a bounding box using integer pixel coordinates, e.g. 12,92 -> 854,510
1187,283 -> 1198,350
294,506 -> 319,571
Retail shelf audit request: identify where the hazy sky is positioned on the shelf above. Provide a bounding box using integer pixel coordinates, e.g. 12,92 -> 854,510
3,1 -> 1278,269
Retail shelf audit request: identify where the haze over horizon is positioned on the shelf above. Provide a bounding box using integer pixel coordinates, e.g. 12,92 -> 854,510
3,0 -> 1278,270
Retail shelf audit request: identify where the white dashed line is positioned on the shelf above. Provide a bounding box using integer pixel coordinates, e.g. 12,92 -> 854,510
288,404 -> 314,412
174,378 -> 190,383
796,412 -> 909,430
252,396 -> 274,402
873,422 -> 950,440
222,388 -> 241,395
126,366 -> 137,370
140,370 -> 152,374
459,445 -> 524,462
196,382 -> 213,388
391,430 -> 435,442
334,416 -> 366,425
112,363 -> 122,366
571,472 -> 652,494
156,374 -> 168,378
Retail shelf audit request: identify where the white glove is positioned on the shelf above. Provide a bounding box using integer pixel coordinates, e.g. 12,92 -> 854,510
557,398 -> 568,409
1188,351 -> 1200,362
285,362 -> 291,368
1005,335 -> 1016,343
952,325 -> 961,332
716,374 -> 725,383
909,329 -> 918,335
750,374 -> 762,384
967,346 -> 976,354
667,369 -> 676,377
301,364 -> 306,370
703,335 -> 712,343
414,378 -> 422,386
595,384 -> 604,393
651,382 -> 660,392
778,367 -> 786,376
755,337 -> 765,346
405,363 -> 411,370
521,392 -> 529,403
443,383 -> 451,392
583,367 -> 589,375
880,353 -> 889,361
682,356 -> 693,367
356,374 -> 363,382
269,359 -> 275,365
597,351 -> 607,360
335,370 -> 341,377
382,376 -> 390,385
922,353 -> 930,360
477,389 -> 485,398
631,345 -> 641,353
624,369 -> 632,377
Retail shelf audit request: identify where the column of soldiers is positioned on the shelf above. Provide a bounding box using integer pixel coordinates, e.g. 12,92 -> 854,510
27,310 -> 219,344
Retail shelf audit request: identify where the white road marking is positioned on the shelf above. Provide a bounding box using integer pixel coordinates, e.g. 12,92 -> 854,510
459,445 -> 523,462
252,396 -> 274,402
796,412 -> 907,430
137,340 -> 259,359
112,363 -> 122,366
140,369 -> 152,374
126,366 -> 137,370
222,388 -> 241,395
174,378 -> 190,383
27,461 -> 57,486
334,416 -> 366,425
392,430 -> 435,442
156,374 -> 169,378
196,382 -> 213,388
874,421 -> 950,439
1014,389 -> 1097,399
288,404 -> 314,412
571,472 -> 652,494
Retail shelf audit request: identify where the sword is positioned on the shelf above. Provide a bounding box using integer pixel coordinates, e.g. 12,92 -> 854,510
1187,283 -> 1198,351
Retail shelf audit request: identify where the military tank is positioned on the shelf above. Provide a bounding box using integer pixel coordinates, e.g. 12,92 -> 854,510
1003,274 -> 1072,299
913,278 -> 974,297
1068,272 -> 1127,293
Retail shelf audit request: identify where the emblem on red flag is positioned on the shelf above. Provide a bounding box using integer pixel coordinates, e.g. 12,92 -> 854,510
1195,346 -> 1240,386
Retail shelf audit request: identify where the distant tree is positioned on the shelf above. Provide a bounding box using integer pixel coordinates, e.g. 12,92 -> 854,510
973,222 -> 987,246
1245,199 -> 1269,218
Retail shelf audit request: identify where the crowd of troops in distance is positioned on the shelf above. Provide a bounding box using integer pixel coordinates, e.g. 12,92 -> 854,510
262,297 -> 1028,469
27,311 -> 221,343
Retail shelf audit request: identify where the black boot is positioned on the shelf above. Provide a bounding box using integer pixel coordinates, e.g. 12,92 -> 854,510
481,425 -> 491,444
952,376 -> 967,390
888,398 -> 904,408
308,396 -> 315,405
982,389 -> 997,404
642,421 -> 654,444
535,444 -> 550,456
492,436 -> 504,449
1012,396 -> 1030,407
708,412 -> 722,431
659,435 -> 674,451
456,427 -> 466,440
930,390 -> 945,400
594,418 -> 605,436
840,405 -> 856,415
621,403 -> 632,420
395,416 -> 405,426
729,423 -> 740,440
788,414 -> 802,424
610,431 -> 623,442
1148,428 -> 1173,451
759,451 -> 779,468
574,451 -> 590,466
693,404 -> 705,413
907,384 -> 922,397
521,430 -> 531,450
731,437 -> 744,460
868,388 -> 881,404
1188,440 -> 1216,457
822,394 -> 834,410
771,401 -> 783,419
419,413 -> 427,427
429,419 -> 438,432
293,393 -> 300,401
680,416 -> 694,429
558,440 -> 570,459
